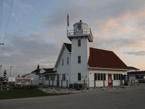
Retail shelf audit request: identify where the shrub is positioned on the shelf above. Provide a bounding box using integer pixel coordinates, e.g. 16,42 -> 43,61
0,77 -> 3,81
69,84 -> 73,88
12,85 -> 37,90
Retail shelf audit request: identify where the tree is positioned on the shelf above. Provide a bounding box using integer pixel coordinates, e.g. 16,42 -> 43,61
37,64 -> 39,70
0,77 -> 3,81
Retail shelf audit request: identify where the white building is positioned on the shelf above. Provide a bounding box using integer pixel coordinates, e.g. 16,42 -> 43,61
128,70 -> 145,83
42,20 -> 129,88
8,77 -> 16,82
22,73 -> 39,85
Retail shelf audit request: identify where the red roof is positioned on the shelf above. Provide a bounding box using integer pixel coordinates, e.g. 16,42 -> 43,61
88,47 -> 129,69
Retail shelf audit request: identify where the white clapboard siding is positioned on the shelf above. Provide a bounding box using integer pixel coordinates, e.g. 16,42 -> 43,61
113,80 -> 120,86
71,37 -> 89,85
54,44 -> 71,87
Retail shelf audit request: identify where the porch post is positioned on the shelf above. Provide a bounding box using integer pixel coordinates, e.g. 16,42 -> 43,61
49,80 -> 50,86
84,79 -> 85,88
112,80 -> 113,87
94,80 -> 96,88
61,80 -> 63,88
103,80 -> 105,87
52,80 -> 54,86
66,80 -> 68,88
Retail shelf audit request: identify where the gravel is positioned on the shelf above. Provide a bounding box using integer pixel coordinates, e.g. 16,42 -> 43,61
37,83 -> 145,94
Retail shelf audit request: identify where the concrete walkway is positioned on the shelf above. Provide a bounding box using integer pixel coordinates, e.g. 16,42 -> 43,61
0,84 -> 145,109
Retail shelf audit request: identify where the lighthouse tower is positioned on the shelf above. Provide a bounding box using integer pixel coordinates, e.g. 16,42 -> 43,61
67,20 -> 93,86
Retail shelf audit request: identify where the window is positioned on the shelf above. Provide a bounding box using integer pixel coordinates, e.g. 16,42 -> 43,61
78,24 -> 81,30
136,75 -> 143,79
78,56 -> 81,63
50,75 -> 55,81
98,73 -> 100,80
62,74 -> 65,80
114,74 -> 122,80
119,74 -> 121,80
101,74 -> 103,80
135,75 -> 139,79
67,57 -> 69,65
121,74 -> 123,80
78,73 -> 81,80
78,39 -> 81,47
116,74 -> 118,80
94,73 -> 98,80
45,75 -> 49,80
62,59 -> 64,66
114,74 -> 116,80
103,73 -> 106,80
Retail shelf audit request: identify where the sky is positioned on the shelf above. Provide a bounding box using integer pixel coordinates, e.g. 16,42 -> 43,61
0,0 -> 145,78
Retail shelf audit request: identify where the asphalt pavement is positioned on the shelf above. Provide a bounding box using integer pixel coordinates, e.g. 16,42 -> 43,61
0,86 -> 145,109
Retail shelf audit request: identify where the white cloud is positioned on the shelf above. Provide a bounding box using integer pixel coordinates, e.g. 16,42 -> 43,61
14,0 -> 36,14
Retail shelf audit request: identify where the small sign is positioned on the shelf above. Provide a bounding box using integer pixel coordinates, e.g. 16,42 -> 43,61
15,77 -> 31,85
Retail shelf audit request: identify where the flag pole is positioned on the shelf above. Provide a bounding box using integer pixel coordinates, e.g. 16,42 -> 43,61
67,13 -> 69,36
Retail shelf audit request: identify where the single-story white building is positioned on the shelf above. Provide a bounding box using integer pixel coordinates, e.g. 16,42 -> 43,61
22,73 -> 39,85
128,71 -> 145,83
8,77 -> 16,82
41,20 -> 130,88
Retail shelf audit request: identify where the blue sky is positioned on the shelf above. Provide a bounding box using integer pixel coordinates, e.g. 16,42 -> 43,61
0,0 -> 145,77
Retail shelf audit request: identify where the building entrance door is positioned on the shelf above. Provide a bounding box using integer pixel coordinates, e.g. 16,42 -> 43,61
108,74 -> 112,86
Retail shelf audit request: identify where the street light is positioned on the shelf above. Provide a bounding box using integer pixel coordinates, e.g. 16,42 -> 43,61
10,66 -> 12,82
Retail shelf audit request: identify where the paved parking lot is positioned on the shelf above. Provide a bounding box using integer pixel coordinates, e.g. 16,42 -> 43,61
0,86 -> 145,109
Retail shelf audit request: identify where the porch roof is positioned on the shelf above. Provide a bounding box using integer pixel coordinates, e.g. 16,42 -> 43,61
40,73 -> 58,76
88,67 -> 128,71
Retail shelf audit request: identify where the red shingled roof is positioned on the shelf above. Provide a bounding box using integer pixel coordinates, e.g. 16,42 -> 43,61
64,43 -> 129,69
88,47 -> 129,69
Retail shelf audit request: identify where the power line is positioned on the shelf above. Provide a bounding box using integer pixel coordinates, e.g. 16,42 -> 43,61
2,0 -> 14,57
1,0 -> 14,60
4,0 -> 14,44
0,0 -> 3,31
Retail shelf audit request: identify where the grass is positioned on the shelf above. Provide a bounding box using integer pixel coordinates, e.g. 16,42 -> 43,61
0,85 -> 69,100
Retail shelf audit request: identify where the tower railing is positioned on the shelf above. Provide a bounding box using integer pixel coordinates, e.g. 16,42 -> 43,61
67,28 -> 92,36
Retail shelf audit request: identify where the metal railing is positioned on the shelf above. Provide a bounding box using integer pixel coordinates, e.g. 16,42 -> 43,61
67,28 -> 92,36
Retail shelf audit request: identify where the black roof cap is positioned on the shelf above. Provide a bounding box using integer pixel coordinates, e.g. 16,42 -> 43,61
64,43 -> 71,52
128,66 -> 140,70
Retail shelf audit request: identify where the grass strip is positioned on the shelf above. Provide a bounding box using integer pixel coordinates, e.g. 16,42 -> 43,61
0,89 -> 69,100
